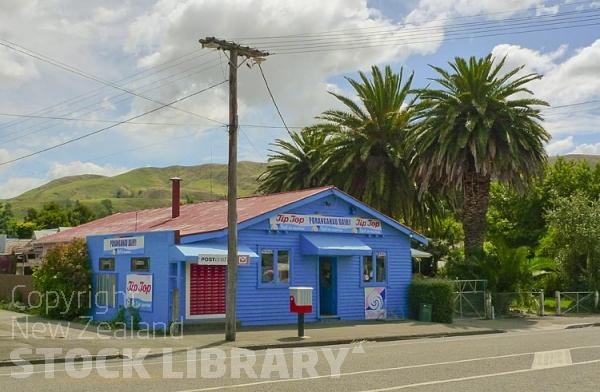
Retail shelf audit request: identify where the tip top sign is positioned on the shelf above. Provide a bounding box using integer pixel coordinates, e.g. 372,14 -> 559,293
269,214 -> 382,234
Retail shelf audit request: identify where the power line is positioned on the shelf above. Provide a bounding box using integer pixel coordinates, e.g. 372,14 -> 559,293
231,7 -> 600,54
0,58 -> 226,144
272,21 -> 600,54
0,39 -> 225,125
231,0 -> 596,40
543,99 -> 600,111
0,48 -> 215,131
257,62 -> 292,135
0,80 -> 228,167
0,112 -> 225,127
235,3 -> 599,45
0,111 -> 307,130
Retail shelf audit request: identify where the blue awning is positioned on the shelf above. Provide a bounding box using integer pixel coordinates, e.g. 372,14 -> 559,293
171,243 -> 258,260
300,234 -> 372,256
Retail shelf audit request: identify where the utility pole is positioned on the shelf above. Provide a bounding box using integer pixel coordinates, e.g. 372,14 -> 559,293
199,37 -> 268,342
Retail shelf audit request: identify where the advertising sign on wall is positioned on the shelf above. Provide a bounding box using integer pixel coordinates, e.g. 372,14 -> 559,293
269,213 -> 382,234
104,236 -> 145,255
126,274 -> 153,311
364,287 -> 386,320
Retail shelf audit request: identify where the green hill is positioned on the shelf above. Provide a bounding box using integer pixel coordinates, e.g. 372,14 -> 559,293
549,154 -> 600,167
3,161 -> 267,218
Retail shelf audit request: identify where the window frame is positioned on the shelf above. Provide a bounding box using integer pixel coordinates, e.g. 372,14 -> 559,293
258,247 -> 291,287
130,257 -> 150,272
99,257 -> 115,271
361,251 -> 387,286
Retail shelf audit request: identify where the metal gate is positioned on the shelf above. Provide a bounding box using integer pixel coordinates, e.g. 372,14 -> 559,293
454,279 -> 487,319
555,291 -> 599,315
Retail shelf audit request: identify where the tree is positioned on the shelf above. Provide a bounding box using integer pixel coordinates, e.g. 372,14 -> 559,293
68,201 -> 95,226
32,239 -> 91,320
100,199 -> 114,217
14,221 -> 37,239
487,181 -> 546,249
258,128 -> 328,193
0,202 -> 15,235
316,65 -> 423,222
33,202 -> 70,229
412,55 -> 550,259
542,192 -> 600,290
259,65 -> 435,228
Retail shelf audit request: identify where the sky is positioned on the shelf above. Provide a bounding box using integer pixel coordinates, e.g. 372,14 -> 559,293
0,0 -> 599,199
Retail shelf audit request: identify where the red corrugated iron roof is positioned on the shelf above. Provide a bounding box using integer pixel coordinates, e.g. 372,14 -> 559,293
36,186 -> 335,244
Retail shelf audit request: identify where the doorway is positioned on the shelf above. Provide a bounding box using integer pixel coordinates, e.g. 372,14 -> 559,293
319,257 -> 337,316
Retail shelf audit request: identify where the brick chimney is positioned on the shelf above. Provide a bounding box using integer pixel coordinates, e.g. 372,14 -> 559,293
170,177 -> 181,219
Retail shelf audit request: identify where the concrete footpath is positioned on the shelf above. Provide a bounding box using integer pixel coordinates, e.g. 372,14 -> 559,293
2,309 -> 600,366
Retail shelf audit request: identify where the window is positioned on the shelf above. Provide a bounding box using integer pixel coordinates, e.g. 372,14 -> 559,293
362,256 -> 373,282
130,257 -> 150,272
363,252 -> 386,284
99,257 -> 115,271
96,273 -> 117,307
261,250 -> 274,283
277,250 -> 289,283
375,252 -> 386,282
260,248 -> 290,285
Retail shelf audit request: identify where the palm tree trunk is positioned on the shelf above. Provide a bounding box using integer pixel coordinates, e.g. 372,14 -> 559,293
462,167 -> 491,259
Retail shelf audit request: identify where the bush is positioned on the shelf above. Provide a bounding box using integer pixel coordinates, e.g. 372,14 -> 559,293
32,239 -> 92,320
408,278 -> 454,323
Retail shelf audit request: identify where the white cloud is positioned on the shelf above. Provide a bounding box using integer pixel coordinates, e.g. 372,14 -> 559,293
405,0 -> 543,23
571,143 -> 600,155
491,43 -> 567,74
0,177 -> 46,199
540,39 -> 600,105
122,0 -> 436,129
535,4 -> 559,15
0,51 -> 39,83
47,161 -> 129,179
546,136 -> 574,155
489,40 -> 600,145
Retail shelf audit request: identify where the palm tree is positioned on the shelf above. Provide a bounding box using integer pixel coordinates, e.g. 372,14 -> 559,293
258,65 -> 439,229
412,55 -> 550,259
257,128 -> 327,194
315,65 -> 437,225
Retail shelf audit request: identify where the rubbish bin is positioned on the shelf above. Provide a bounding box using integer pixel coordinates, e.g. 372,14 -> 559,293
419,303 -> 432,322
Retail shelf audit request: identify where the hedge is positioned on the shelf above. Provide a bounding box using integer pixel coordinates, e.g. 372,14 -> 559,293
408,278 -> 454,323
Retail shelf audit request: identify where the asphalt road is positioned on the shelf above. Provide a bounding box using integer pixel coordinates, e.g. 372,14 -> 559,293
2,326 -> 600,391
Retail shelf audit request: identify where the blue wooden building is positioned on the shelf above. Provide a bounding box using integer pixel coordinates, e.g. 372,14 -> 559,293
41,183 -> 427,327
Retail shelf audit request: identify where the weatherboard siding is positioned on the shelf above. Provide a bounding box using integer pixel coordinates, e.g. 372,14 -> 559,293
87,230 -> 174,327
83,188 -> 419,327
232,199 -> 414,325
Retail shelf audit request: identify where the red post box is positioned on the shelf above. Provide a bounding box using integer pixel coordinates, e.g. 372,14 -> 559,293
290,287 -> 313,313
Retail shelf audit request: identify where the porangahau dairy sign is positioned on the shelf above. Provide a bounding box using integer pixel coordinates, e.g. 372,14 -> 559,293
270,214 -> 382,234
103,236 -> 145,255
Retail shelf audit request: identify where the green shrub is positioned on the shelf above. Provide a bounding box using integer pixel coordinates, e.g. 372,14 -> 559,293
32,239 -> 91,320
408,278 -> 454,323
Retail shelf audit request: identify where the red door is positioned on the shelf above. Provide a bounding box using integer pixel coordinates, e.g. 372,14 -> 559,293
189,264 -> 226,316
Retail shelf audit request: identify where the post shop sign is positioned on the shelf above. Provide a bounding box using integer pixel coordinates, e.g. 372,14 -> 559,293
198,254 -> 251,265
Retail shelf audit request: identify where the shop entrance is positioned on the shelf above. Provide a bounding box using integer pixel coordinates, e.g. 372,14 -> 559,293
319,257 -> 337,316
